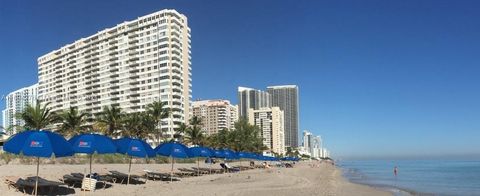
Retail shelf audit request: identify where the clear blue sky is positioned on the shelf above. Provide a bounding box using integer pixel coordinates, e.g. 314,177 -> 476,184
1,0 -> 479,158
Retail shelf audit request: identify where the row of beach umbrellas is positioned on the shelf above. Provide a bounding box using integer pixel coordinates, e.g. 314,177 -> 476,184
2,130 -> 299,195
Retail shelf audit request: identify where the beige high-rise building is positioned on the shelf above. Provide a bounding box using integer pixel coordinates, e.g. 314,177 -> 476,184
192,100 -> 238,135
36,9 -> 191,138
248,107 -> 285,155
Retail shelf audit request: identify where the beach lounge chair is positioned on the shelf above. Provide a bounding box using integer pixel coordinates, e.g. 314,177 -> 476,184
178,168 -> 204,176
237,166 -> 255,170
220,163 -> 240,172
189,167 -> 212,175
109,170 -> 144,184
196,167 -> 224,174
61,174 -> 83,188
4,176 -> 27,194
172,171 -> 197,178
70,173 -> 111,189
143,170 -> 176,181
17,176 -> 66,195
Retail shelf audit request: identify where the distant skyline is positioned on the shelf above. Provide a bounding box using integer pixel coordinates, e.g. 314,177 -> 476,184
1,0 -> 480,158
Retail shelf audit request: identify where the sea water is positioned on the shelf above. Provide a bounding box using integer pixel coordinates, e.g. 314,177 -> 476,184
339,160 -> 480,196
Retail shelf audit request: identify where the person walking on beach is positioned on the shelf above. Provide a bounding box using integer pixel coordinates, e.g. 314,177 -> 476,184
394,166 -> 398,176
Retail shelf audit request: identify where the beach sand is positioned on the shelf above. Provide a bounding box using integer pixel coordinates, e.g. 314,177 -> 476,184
0,161 -> 391,195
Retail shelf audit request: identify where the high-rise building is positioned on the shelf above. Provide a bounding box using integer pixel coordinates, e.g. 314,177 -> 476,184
267,85 -> 299,147
230,104 -> 239,129
302,130 -> 328,159
312,135 -> 322,158
2,83 -> 38,135
248,107 -> 285,155
192,99 -> 238,135
302,130 -> 313,155
237,87 -> 270,119
36,9 -> 191,138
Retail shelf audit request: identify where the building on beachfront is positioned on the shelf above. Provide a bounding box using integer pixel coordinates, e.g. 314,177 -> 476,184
267,85 -> 299,148
248,107 -> 285,155
2,83 -> 38,136
302,130 -> 314,156
312,135 -> 322,158
36,9 -> 191,139
302,130 -> 328,159
192,99 -> 238,135
237,87 -> 270,119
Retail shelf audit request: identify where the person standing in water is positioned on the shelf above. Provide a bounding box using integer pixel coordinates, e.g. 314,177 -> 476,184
394,166 -> 398,176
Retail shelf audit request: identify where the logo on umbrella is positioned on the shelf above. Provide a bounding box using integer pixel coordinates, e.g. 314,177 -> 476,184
78,141 -> 91,148
30,141 -> 43,148
131,146 -> 140,151
174,149 -> 181,153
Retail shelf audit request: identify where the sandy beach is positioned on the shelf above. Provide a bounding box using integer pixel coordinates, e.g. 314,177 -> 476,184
0,160 -> 391,196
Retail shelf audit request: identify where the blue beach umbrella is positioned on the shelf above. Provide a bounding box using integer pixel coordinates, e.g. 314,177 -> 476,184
156,142 -> 190,158
68,133 -> 117,175
236,152 -> 248,159
188,146 -> 213,158
115,138 -> 156,158
114,137 -> 155,185
4,130 -> 74,196
212,149 -> 225,158
155,142 -> 190,181
222,149 -> 237,160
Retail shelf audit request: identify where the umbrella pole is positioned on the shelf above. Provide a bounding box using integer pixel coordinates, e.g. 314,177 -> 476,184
35,157 -> 39,196
127,156 -> 132,185
197,157 -> 200,176
170,156 -> 174,182
90,154 -> 93,175
209,158 -> 212,174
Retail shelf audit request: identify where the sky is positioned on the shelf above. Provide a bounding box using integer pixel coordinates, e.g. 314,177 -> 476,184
0,0 -> 479,159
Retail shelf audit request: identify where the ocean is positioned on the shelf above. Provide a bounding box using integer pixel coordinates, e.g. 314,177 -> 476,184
339,160 -> 480,196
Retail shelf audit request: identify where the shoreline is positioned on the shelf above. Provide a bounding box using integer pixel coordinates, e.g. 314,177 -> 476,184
339,166 -> 433,196
1,161 -> 391,195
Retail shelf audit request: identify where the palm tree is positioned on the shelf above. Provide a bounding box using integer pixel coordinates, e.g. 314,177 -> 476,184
183,116 -> 205,146
17,102 -> 58,130
146,101 -> 169,145
122,112 -> 149,138
232,119 -> 265,152
173,123 -> 188,142
183,126 -> 205,146
57,106 -> 88,137
95,105 -> 124,137
285,147 -> 294,157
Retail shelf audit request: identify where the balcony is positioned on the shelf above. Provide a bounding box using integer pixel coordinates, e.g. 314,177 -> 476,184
128,39 -> 139,44
129,57 -> 139,62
